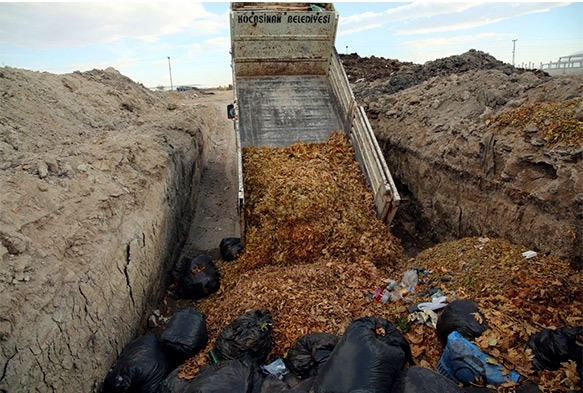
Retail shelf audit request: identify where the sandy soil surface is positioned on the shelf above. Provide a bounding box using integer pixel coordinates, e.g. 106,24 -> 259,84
177,90 -> 240,260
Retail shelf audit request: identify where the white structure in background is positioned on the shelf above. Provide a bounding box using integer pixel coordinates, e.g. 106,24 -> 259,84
540,51 -> 583,76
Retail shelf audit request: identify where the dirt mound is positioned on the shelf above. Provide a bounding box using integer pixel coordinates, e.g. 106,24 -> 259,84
420,49 -> 511,75
344,52 -> 582,267
342,49 -> 540,98
0,66 -> 226,392
341,53 -> 406,82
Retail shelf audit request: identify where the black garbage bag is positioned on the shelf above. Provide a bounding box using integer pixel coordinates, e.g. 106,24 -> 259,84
285,332 -> 340,379
159,367 -> 192,393
283,372 -> 300,389
436,299 -> 488,345
184,358 -> 263,393
102,334 -> 170,393
392,366 -> 465,393
311,316 -> 413,393
176,254 -> 220,300
214,309 -> 273,364
220,237 -> 243,261
161,308 -> 209,366
284,376 -> 314,393
258,375 -> 290,393
526,326 -> 583,373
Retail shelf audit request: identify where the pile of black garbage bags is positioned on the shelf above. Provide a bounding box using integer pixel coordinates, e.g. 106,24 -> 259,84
102,242 -> 582,393
102,301 -> 582,393
103,310 -> 422,393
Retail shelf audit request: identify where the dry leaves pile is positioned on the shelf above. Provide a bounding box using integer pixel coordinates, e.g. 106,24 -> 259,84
490,97 -> 583,146
410,237 -> 582,392
177,133 -> 582,392
239,131 -> 403,270
179,132 -> 405,378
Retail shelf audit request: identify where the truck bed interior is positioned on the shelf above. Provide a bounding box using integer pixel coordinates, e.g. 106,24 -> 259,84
236,75 -> 343,148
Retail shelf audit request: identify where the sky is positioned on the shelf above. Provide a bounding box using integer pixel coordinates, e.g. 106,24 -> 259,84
0,2 -> 582,89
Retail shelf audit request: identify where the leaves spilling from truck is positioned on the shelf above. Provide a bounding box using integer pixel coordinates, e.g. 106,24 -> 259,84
239,131 -> 403,270
175,132 -> 582,392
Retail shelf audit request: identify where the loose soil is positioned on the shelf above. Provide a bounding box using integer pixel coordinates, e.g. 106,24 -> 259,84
0,66 -> 235,392
342,51 -> 582,266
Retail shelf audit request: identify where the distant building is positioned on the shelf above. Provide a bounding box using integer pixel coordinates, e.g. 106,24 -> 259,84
540,50 -> 583,76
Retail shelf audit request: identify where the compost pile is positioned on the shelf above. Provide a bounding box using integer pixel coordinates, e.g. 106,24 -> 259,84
172,133 -> 582,393
490,96 -> 583,146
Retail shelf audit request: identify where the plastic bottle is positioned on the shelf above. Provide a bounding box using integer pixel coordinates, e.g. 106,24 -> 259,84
401,269 -> 419,294
380,289 -> 390,303
209,349 -> 220,364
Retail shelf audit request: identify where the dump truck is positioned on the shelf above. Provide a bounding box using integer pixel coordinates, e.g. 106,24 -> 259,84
229,2 -> 401,243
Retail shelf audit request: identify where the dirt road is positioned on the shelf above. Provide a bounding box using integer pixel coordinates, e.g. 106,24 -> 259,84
178,90 -> 240,262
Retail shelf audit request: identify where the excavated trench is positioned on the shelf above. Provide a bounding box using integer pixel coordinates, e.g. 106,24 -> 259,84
103,76 -> 582,391
104,102 -> 425,392
342,51 -> 582,268
3,56 -> 580,392
100,96 -> 240,385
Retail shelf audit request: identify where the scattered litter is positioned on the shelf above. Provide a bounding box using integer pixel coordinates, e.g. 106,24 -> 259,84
416,296 -> 449,312
522,250 -> 538,259
438,331 -> 521,387
386,279 -> 398,291
401,269 -> 419,294
409,309 -> 439,329
260,358 -> 289,380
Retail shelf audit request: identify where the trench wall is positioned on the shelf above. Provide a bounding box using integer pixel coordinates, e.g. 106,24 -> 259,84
377,132 -> 582,266
0,130 -> 208,392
